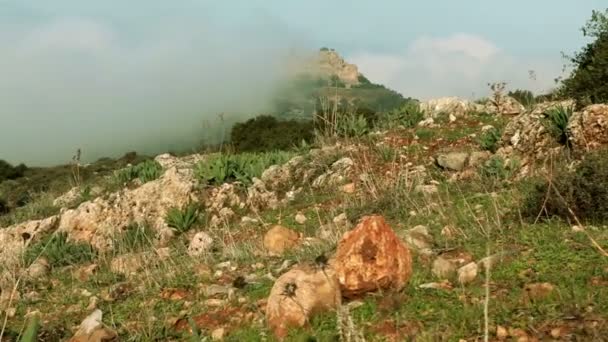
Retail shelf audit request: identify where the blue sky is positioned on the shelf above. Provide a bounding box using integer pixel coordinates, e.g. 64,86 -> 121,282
0,1 -> 605,165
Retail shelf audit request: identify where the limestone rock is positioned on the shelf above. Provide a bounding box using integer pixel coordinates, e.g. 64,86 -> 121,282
246,178 -> 279,211
436,152 -> 469,171
568,104 -> 608,153
457,262 -> 478,284
420,97 -> 479,118
58,167 -> 198,251
188,232 -> 214,257
312,157 -> 354,188
154,153 -> 206,170
266,265 -> 341,339
295,212 -> 307,225
263,225 -> 301,256
334,216 -> 413,298
69,309 -> 117,342
432,250 -> 474,279
484,96 -> 525,115
0,215 -> 59,269
26,258 -> 50,280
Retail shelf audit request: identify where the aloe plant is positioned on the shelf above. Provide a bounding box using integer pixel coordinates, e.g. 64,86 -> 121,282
165,204 -> 200,233
114,160 -> 163,184
544,105 -> 573,145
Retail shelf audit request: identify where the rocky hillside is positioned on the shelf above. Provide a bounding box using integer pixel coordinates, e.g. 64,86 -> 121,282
1,90 -> 608,341
272,49 -> 410,119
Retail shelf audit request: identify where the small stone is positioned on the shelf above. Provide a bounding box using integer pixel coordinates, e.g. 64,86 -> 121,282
204,299 -> 225,307
27,258 -> 50,279
211,327 -> 225,341
432,257 -> 457,279
418,281 -> 453,290
341,183 -> 356,194
571,225 -> 585,232
524,282 -> 555,300
404,225 -> 433,250
5,307 -> 16,318
295,212 -> 307,225
87,296 -> 99,311
188,232 -> 214,257
496,325 -> 508,339
263,225 -> 301,256
215,261 -> 232,269
81,289 -> 93,297
457,262 -> 478,284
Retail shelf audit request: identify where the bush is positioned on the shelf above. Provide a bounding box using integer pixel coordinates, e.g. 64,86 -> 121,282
231,115 -> 315,153
560,9 -> 608,107
114,160 -> 162,184
165,204 -> 200,233
0,160 -> 27,182
0,197 -> 8,215
195,151 -> 295,186
336,113 -> 369,138
522,149 -> 608,222
378,101 -> 425,129
478,127 -> 502,153
543,105 -> 573,145
24,232 -> 96,268
508,89 -> 536,109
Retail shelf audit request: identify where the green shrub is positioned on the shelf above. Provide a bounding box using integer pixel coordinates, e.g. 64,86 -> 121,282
337,113 -> 369,138
508,89 -> 536,109
24,232 -> 96,268
378,101 -> 425,129
195,151 -> 295,186
114,160 -> 162,184
165,204 -> 200,233
231,115 -> 315,153
560,9 -> 608,107
480,156 -> 513,180
0,160 -> 27,182
522,148 -> 608,222
543,105 -> 573,145
415,128 -> 435,140
478,127 -> 502,153
0,197 -> 8,215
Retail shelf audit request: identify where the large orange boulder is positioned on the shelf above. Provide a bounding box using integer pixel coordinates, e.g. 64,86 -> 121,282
333,215 -> 413,298
266,265 -> 341,339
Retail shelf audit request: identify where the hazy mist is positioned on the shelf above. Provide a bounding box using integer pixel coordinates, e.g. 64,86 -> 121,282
0,11 -> 307,166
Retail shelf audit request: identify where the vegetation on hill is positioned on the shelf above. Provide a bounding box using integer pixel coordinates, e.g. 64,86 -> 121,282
560,9 -> 608,107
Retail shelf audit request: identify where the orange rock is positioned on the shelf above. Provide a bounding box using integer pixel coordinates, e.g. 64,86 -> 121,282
266,265 -> 341,339
263,225 -> 301,256
333,215 -> 413,298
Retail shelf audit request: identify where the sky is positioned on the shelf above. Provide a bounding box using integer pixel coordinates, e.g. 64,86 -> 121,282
0,0 -> 605,165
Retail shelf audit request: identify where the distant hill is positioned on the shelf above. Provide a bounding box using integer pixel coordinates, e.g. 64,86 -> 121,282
271,48 -> 413,119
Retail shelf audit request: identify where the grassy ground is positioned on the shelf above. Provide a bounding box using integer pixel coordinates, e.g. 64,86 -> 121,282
1,112 -> 607,341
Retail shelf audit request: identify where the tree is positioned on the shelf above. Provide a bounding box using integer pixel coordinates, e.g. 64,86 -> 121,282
560,9 -> 608,107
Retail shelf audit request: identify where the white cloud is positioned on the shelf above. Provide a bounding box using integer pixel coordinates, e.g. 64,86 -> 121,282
350,33 -> 563,100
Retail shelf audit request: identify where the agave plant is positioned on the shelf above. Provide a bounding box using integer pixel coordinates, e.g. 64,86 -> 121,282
544,105 -> 573,146
114,160 -> 163,184
165,204 -> 200,233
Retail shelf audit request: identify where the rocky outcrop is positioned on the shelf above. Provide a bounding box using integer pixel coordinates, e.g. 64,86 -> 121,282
266,265 -> 341,339
333,216 -> 412,298
57,167 -> 199,251
154,153 -> 206,170
316,50 -> 360,86
0,216 -> 59,270
567,104 -> 608,153
420,97 -> 481,118
312,157 -> 354,188
484,96 -> 525,115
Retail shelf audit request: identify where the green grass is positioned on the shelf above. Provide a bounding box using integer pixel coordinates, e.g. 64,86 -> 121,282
24,232 -> 97,268
165,203 -> 201,233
